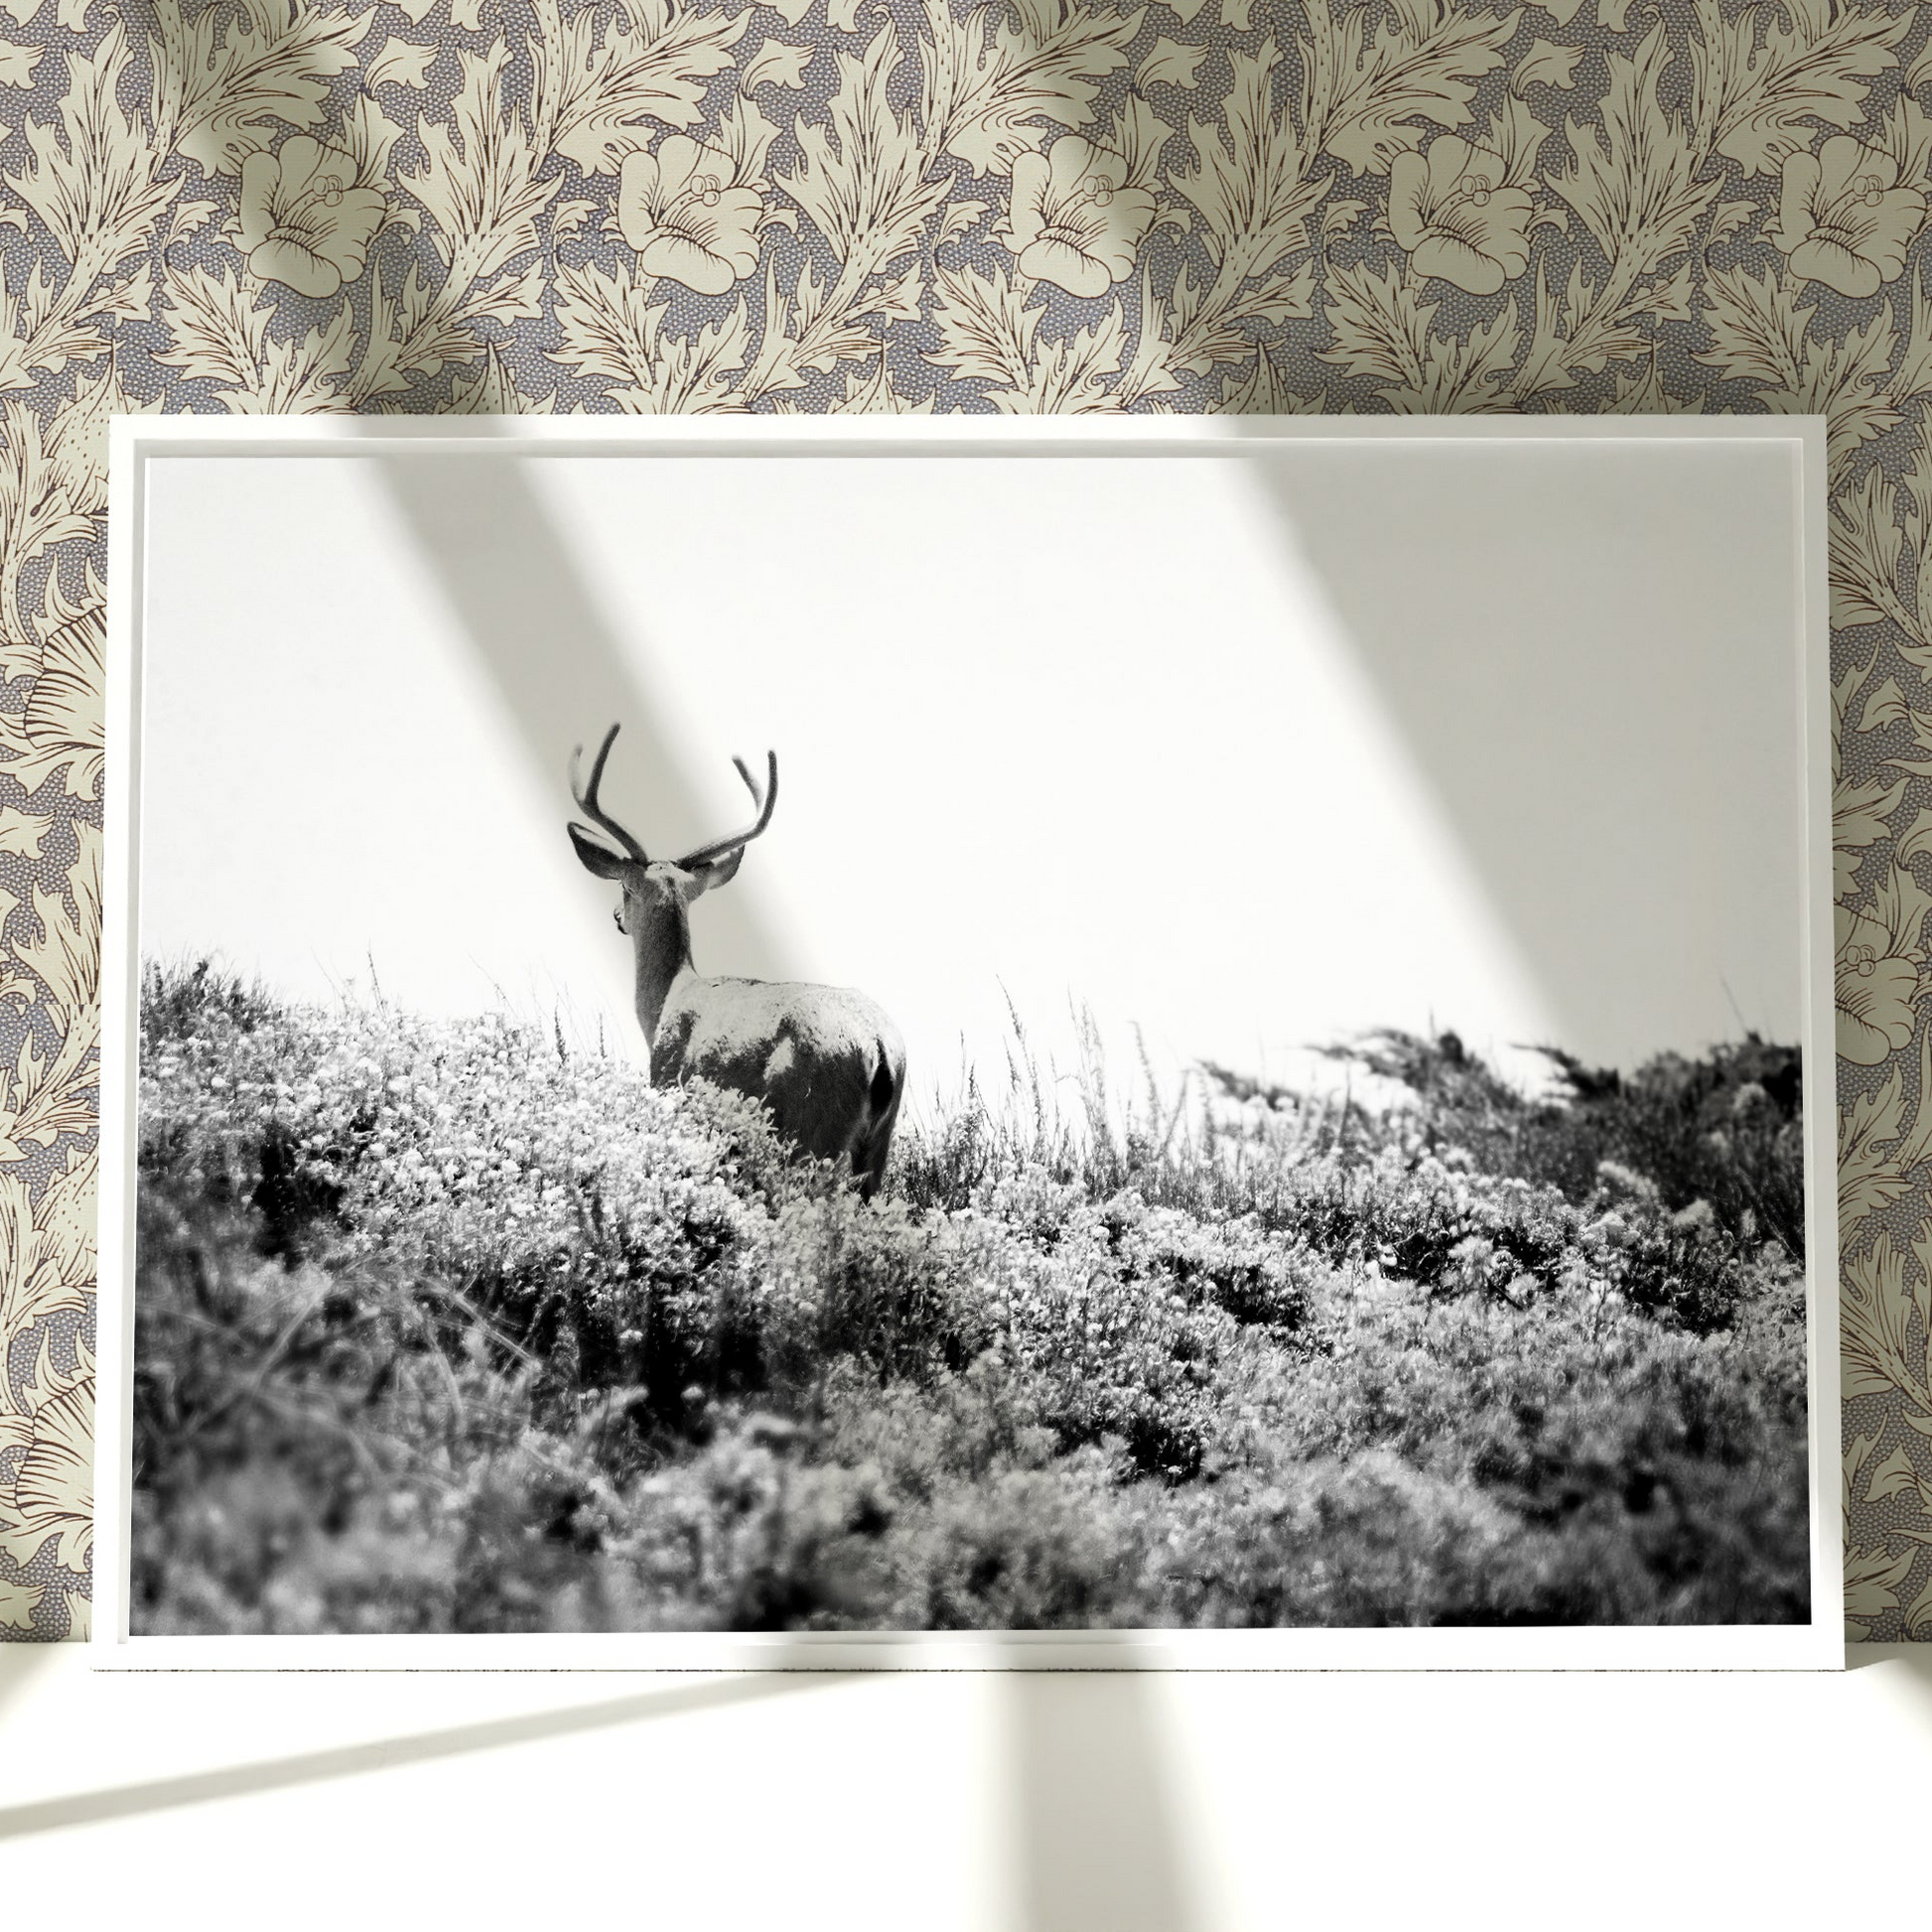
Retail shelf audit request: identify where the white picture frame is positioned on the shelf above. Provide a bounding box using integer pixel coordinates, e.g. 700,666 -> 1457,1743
96,414 -> 1842,1670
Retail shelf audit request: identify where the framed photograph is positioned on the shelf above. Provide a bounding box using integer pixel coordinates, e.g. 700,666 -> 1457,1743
96,416 -> 1840,1669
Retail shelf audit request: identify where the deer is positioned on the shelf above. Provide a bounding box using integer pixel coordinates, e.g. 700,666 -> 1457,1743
567,723 -> 905,1198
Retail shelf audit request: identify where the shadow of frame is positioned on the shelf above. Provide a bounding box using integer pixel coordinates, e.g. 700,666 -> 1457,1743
0,1665 -> 845,1841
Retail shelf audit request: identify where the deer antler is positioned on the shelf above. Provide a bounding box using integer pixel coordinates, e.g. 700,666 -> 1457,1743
568,723 -> 649,864
675,752 -> 778,870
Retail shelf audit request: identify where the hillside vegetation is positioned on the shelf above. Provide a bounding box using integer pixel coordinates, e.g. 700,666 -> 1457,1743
132,964 -> 1812,1633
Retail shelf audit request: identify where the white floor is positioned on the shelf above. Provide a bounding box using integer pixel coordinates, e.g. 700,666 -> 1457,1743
2,1643 -> 1927,1928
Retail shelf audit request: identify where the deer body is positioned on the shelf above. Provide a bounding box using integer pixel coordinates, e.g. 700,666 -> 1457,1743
570,727 -> 904,1196
655,973 -> 903,1185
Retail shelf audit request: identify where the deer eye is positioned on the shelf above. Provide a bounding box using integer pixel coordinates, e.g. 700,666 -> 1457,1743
612,905 -> 626,934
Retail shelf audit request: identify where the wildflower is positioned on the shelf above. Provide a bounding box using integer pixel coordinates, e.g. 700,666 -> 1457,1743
1672,1199 -> 1718,1237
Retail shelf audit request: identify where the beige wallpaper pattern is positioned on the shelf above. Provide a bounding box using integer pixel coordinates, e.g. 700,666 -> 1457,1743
0,0 -> 1928,1641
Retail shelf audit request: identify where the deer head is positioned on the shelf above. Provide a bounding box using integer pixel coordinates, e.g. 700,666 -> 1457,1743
567,724 -> 777,1035
568,722 -> 777,909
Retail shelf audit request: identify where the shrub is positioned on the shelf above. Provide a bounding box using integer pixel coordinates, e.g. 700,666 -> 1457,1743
130,964 -> 1812,1633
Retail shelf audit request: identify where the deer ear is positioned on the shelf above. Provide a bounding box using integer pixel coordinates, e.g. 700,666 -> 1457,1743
569,823 -> 629,881
685,845 -> 747,897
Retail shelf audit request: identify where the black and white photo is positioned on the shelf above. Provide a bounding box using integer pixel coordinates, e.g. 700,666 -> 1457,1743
98,418 -> 1839,1666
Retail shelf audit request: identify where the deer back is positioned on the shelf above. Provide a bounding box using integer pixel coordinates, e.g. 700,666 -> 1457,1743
655,973 -> 905,1171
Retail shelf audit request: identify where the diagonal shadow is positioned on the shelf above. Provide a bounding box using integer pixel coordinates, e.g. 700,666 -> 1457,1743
1222,422 -> 1808,1071
1002,1666 -> 1199,1932
356,441 -> 1206,1929
365,444 -> 789,985
0,1668 -> 848,1841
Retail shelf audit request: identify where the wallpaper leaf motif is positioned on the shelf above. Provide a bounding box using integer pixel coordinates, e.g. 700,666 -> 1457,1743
3,0 -> 1932,1639
146,0 -> 374,178
1693,0 -> 1910,180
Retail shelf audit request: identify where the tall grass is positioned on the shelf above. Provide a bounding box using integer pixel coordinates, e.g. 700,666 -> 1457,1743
130,961 -> 1811,1634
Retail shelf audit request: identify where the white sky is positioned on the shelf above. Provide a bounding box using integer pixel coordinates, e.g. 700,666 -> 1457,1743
138,442 -> 1807,1118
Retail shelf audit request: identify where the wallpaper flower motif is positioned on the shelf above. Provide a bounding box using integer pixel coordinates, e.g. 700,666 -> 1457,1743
616,135 -> 763,295
1387,136 -> 1533,295
1837,912 -> 1921,1066
3,0 -> 1932,1643
1002,137 -> 1156,296
1773,135 -> 1927,300
234,133 -> 385,297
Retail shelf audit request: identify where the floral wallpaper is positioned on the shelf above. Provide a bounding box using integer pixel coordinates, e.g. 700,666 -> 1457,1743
1,0 -> 1930,1642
